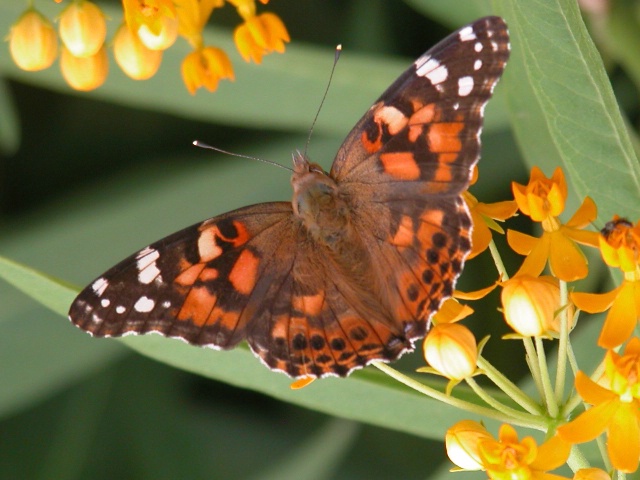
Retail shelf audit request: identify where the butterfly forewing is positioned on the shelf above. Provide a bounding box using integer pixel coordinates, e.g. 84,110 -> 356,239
69,16 -> 510,379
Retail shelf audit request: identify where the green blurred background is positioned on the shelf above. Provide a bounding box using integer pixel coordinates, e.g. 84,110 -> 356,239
1,0 -> 638,479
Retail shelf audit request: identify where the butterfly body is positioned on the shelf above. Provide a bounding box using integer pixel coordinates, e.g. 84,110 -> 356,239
69,17 -> 510,378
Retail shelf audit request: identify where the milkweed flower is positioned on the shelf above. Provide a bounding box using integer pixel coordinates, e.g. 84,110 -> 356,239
113,23 -> 163,80
573,468 -> 611,480
230,0 -> 290,64
463,167 -> 518,259
501,275 -> 571,337
181,46 -> 234,94
507,167 -> 599,281
123,0 -> 179,50
58,0 -> 107,57
446,420 -> 493,470
571,216 -> 640,348
8,8 -> 58,71
60,44 -> 109,91
447,421 -> 571,479
557,337 -> 640,473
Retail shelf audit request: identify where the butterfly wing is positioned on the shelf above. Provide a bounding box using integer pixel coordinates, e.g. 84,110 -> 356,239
70,203 -> 295,349
329,17 -> 509,336
69,202 -> 412,378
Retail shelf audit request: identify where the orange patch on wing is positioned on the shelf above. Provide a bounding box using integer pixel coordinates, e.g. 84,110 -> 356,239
361,130 -> 383,154
420,209 -> 445,230
200,268 -> 219,281
433,165 -> 453,183
207,305 -> 240,330
409,103 -> 436,125
391,215 -> 414,247
228,221 -> 250,246
178,286 -> 217,326
380,152 -> 420,180
175,264 -> 205,286
439,153 -> 458,164
229,249 -> 259,295
198,227 -> 222,262
428,122 -> 464,152
292,291 -> 325,316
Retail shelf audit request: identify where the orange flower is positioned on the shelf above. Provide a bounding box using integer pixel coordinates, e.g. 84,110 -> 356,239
501,275 -> 571,337
557,337 -> 640,473
447,422 -> 571,479
480,425 -> 571,480
8,8 -> 58,71
122,0 -> 178,50
58,0 -> 107,57
181,46 -> 234,94
463,167 -> 518,259
571,216 -> 640,348
234,12 -> 290,63
508,167 -> 598,281
60,44 -> 108,91
113,23 -> 163,80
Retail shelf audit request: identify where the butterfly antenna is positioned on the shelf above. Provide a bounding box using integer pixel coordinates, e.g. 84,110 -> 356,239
303,44 -> 342,157
192,141 -> 293,172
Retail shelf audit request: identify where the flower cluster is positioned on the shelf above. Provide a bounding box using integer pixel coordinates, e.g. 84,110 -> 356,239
7,0 -> 289,93
389,165 -> 640,478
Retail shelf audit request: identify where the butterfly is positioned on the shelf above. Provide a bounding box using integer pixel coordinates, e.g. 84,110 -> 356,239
69,16 -> 510,379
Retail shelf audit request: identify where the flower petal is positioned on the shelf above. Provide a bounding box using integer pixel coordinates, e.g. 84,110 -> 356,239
598,281 -> 638,349
515,234 -> 550,278
478,200 -> 519,222
566,196 -> 597,228
530,435 -> 571,471
607,403 -> 640,472
507,229 -> 538,255
548,230 -> 588,281
571,287 -> 619,313
557,398 -> 618,443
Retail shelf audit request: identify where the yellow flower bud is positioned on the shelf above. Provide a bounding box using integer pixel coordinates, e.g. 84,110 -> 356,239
501,275 -> 564,337
446,420 -> 492,470
60,45 -> 108,91
9,9 -> 58,71
58,0 -> 107,57
113,24 -> 163,80
423,323 -> 477,380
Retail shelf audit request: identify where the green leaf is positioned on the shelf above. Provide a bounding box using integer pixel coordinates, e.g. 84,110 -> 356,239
495,0 -> 640,222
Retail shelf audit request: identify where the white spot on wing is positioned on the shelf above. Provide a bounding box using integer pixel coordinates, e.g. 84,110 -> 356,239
116,305 -> 126,314
136,247 -> 161,285
134,296 -> 155,313
162,300 -> 171,308
458,76 -> 474,97
458,26 -> 476,41
101,298 -> 111,308
474,42 -> 483,53
415,56 -> 448,85
92,277 -> 108,296
474,59 -> 482,71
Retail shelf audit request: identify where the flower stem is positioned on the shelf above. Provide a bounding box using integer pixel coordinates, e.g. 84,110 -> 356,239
566,444 -> 590,472
535,336 -> 559,417
465,377 -> 541,426
554,280 -> 569,403
476,356 -> 542,415
523,337 -> 545,399
372,362 -> 546,430
489,239 -> 509,280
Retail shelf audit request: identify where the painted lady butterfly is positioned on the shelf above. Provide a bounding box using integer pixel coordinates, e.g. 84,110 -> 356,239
69,17 -> 510,379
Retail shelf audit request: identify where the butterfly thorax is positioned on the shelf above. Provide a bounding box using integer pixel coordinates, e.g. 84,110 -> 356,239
291,152 -> 352,251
